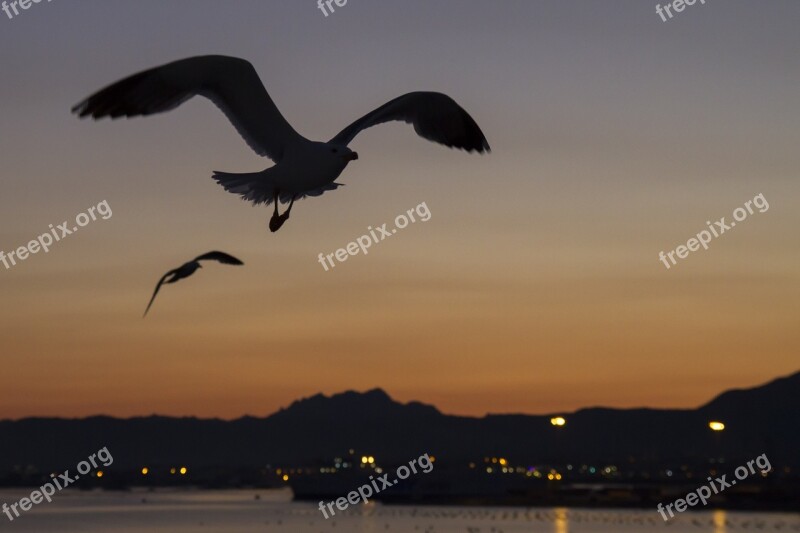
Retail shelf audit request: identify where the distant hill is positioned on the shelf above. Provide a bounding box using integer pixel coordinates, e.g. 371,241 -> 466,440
0,371 -> 797,471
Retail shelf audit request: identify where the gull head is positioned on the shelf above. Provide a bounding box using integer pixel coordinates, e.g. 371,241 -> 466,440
293,142 -> 359,181
326,144 -> 358,164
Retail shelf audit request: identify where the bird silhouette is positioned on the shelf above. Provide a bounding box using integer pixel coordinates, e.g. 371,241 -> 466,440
72,55 -> 490,232
143,251 -> 243,317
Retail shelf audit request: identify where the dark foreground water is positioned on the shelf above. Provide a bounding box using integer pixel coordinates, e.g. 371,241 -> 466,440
0,489 -> 797,532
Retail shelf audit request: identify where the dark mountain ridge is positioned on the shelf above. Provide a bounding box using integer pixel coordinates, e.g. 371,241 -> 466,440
0,371 -> 797,471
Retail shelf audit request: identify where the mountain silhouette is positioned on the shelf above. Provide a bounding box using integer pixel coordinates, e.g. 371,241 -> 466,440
0,371 -> 797,472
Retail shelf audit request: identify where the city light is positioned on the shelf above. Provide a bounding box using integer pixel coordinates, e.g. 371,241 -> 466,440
179,467 -> 187,475
709,421 -> 725,431
141,467 -> 149,475
282,474 -> 289,481
96,470 -> 104,478
550,417 -> 566,426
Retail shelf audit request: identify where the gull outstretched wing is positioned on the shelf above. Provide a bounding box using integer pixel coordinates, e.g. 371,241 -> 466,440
330,92 -> 490,153
193,251 -> 244,265
143,269 -> 176,318
73,55 -> 305,161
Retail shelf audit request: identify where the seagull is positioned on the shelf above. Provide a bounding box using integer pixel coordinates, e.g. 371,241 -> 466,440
143,251 -> 244,317
72,55 -> 490,232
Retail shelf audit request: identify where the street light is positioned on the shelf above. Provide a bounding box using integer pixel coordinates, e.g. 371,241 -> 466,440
709,421 -> 725,431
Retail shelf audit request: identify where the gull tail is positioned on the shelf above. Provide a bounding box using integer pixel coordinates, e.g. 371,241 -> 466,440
212,170 -> 344,205
212,170 -> 276,205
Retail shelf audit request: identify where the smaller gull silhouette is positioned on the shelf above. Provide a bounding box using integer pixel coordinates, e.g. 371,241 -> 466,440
144,251 -> 244,317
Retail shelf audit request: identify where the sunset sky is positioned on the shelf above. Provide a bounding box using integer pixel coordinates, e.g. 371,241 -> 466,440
1,1 -> 798,420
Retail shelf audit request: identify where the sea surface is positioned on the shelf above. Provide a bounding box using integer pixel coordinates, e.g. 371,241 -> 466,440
0,488 -> 797,532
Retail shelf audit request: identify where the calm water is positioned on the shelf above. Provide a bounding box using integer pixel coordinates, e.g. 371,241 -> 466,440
0,489 -> 797,532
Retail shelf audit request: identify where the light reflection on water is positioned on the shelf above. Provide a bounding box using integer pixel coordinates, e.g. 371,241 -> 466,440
713,510 -> 728,533
0,490 -> 796,533
554,506 -> 569,533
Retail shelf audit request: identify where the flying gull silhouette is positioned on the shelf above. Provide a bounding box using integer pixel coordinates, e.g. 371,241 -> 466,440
72,55 -> 490,232
143,251 -> 244,317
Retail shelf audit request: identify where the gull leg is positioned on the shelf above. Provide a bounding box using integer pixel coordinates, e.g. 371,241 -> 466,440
272,195 -> 296,233
269,188 -> 283,232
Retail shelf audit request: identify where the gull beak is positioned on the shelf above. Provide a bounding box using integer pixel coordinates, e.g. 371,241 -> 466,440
346,152 -> 359,161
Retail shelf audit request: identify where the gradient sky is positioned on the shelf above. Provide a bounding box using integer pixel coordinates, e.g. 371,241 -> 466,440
1,1 -> 798,420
